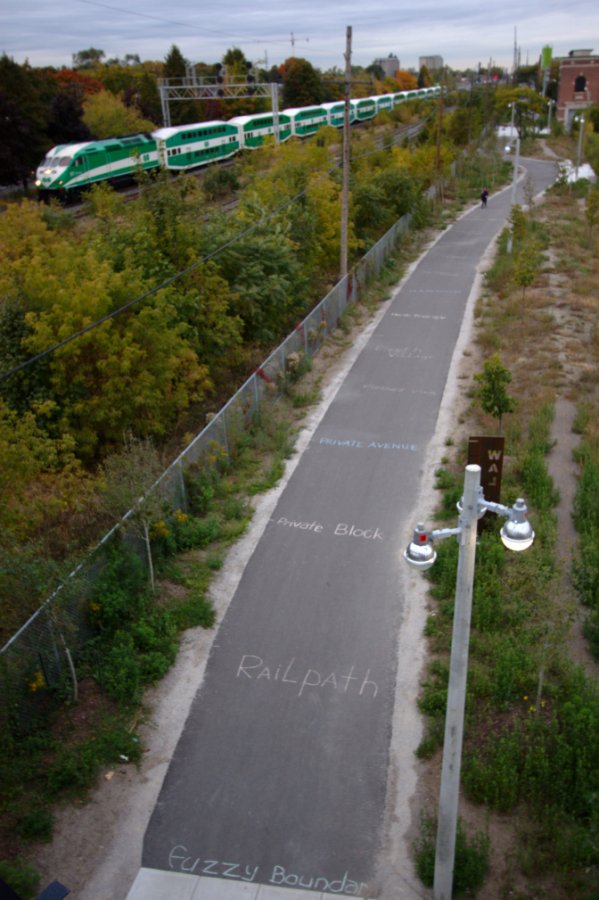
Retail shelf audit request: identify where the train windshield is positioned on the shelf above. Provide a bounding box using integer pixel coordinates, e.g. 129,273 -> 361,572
42,156 -> 71,168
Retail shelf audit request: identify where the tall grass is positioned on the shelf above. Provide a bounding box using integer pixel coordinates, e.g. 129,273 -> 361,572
415,187 -> 599,897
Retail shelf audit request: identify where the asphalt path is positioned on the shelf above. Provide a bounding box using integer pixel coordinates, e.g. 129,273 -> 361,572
141,157 -> 556,897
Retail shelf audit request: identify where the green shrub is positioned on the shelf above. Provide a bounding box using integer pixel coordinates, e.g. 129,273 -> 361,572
202,165 -> 239,199
462,728 -> 522,811
415,716 -> 445,759
0,858 -> 40,899
172,513 -> 221,550
170,594 -> 216,630
88,542 -> 148,634
519,450 -> 559,512
47,742 -> 101,795
184,466 -> 219,516
221,497 -> 249,521
99,632 -> 142,706
489,638 -> 535,708
573,452 -> 599,533
47,723 -> 141,796
415,815 -> 490,894
16,807 -> 54,842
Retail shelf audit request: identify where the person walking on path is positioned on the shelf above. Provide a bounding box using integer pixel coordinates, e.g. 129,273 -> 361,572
480,187 -> 489,208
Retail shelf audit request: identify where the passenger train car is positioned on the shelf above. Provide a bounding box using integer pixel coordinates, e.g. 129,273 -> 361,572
35,85 -> 441,200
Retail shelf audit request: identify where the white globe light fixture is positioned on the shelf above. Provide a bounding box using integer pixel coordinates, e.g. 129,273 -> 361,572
403,464 -> 534,900
403,524 -> 437,570
500,498 -> 535,551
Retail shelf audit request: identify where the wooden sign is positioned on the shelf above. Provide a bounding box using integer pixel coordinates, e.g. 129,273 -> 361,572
468,436 -> 505,503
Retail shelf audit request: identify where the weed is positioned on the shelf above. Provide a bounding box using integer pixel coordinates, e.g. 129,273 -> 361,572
16,807 -> 54,842
0,858 -> 40,899
46,722 -> 141,797
414,815 -> 490,894
170,593 -> 216,631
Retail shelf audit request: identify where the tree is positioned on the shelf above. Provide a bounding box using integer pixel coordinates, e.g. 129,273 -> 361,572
513,240 -> 542,299
395,69 -> 418,91
100,433 -> 168,592
585,186 -> 599,239
474,354 -> 516,433
47,90 -> 92,145
223,47 -> 249,77
163,45 -> 201,125
280,57 -> 323,107
217,220 -> 307,342
0,201 -> 209,458
0,91 -> 36,188
418,65 -> 432,88
163,44 -> 186,78
366,62 -> 385,81
72,48 -> 105,69
82,90 -> 156,137
494,87 -> 547,139
0,55 -> 53,187
509,204 -> 527,249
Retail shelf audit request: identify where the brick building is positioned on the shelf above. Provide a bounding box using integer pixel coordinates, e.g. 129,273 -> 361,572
556,48 -> 598,129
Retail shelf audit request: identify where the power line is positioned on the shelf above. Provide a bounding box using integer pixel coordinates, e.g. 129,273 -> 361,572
75,0 -> 307,46
74,0 -> 236,38
0,181 -> 314,383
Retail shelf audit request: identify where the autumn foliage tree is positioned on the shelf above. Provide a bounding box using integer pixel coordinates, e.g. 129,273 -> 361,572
83,90 -> 156,137
395,69 -> 418,91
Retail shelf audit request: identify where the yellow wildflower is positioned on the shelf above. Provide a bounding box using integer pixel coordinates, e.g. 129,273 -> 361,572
28,671 -> 45,692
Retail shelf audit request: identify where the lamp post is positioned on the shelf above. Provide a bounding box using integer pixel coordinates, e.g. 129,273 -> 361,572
546,99 -> 556,131
508,101 -> 516,142
404,464 -> 534,900
505,135 -> 520,254
575,114 -> 585,181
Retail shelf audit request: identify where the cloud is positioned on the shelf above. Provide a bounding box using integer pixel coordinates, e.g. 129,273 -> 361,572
2,0 -> 598,70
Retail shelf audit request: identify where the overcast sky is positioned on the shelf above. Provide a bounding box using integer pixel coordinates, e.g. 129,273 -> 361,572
2,0 -> 598,72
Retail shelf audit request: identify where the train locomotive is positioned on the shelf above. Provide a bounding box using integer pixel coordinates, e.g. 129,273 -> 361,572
35,86 -> 440,200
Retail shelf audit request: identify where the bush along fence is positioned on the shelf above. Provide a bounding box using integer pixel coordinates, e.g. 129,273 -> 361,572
0,195 -> 428,736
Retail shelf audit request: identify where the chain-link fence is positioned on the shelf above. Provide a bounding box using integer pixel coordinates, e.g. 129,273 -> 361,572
0,197 -> 427,733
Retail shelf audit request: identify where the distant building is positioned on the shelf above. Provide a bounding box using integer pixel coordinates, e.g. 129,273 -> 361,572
419,55 -> 443,71
373,55 -> 400,78
556,48 -> 598,128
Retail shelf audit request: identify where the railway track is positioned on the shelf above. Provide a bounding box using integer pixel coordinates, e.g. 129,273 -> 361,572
65,120 -> 425,221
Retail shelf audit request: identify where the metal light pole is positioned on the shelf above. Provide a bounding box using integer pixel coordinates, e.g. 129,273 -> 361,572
404,464 -> 535,899
575,115 -> 585,181
509,101 -> 516,142
340,25 -> 352,280
506,135 -> 520,254
434,464 -> 479,899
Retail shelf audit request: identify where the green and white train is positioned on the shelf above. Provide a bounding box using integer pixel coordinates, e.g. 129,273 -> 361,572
35,86 -> 440,200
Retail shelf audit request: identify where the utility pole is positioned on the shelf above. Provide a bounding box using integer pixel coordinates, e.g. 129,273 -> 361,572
340,25 -> 352,280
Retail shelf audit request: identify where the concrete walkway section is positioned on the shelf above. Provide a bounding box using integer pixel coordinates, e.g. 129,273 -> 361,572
129,159 -> 556,900
127,868 -> 376,898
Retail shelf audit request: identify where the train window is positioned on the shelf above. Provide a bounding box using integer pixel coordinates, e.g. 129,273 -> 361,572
58,157 -> 72,166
